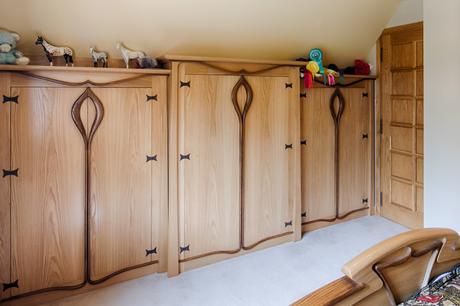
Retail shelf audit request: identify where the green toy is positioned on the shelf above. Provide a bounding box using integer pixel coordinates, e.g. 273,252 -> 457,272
0,30 -> 29,65
309,48 -> 324,74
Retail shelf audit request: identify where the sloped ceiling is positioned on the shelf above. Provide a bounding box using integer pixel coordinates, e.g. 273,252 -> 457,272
1,0 -> 400,66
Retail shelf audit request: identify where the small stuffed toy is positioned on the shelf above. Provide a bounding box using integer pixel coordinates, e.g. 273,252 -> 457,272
354,59 -> 371,75
309,48 -> 324,74
0,30 -> 29,65
324,68 -> 339,86
137,56 -> 159,69
304,61 -> 320,89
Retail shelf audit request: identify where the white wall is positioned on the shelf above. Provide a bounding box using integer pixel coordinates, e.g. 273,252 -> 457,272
424,0 -> 460,233
0,0 -> 400,66
387,0 -> 423,27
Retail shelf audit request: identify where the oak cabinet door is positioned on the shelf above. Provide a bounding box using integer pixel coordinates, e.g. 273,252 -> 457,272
10,87 -> 86,296
301,88 -> 336,222
178,74 -> 241,261
338,88 -> 370,215
300,85 -> 371,225
0,75 -> 11,300
173,63 -> 300,269
89,84 -> 166,281
243,76 -> 295,247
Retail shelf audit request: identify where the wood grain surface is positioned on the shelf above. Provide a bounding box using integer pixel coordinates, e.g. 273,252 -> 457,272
10,87 -> 86,295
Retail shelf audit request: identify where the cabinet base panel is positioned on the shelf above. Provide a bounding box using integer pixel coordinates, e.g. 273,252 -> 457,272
2,263 -> 160,306
179,233 -> 294,272
301,209 -> 369,233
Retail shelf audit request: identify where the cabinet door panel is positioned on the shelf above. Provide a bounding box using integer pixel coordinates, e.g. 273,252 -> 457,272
301,88 -> 336,221
180,75 -> 240,259
244,76 -> 293,246
339,88 -> 370,215
0,76 -> 11,300
90,87 -> 159,280
10,87 -> 85,295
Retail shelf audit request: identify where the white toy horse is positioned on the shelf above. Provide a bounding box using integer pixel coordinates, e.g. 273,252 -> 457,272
35,36 -> 74,66
116,42 -> 145,68
89,47 -> 108,67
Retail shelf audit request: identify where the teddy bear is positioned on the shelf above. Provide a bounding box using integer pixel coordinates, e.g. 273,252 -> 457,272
0,30 -> 29,65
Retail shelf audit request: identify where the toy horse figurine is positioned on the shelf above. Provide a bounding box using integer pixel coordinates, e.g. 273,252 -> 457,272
116,42 -> 145,68
35,36 -> 74,66
89,47 -> 108,67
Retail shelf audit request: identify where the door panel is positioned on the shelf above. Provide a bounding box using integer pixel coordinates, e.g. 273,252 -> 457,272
301,88 -> 335,221
0,75 -> 11,300
301,86 -> 370,222
391,99 -> 414,124
179,74 -> 240,260
244,76 -> 293,246
10,87 -> 85,295
391,127 -> 413,152
89,87 -> 159,280
381,23 -> 424,228
338,88 -> 370,215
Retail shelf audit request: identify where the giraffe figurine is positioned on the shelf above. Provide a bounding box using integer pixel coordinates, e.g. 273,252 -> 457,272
35,36 -> 74,66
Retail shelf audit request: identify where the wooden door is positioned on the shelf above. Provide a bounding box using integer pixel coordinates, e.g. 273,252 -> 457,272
89,80 -> 167,281
301,83 -> 372,227
380,22 -> 424,228
0,74 -> 11,300
244,76 -> 296,247
171,62 -> 300,272
301,88 -> 336,222
178,74 -> 241,261
10,87 -> 86,296
339,88 -> 371,216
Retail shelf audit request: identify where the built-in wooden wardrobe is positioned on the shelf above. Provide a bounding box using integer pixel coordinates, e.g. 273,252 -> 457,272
0,67 -> 168,304
165,56 -> 304,275
0,58 -> 375,305
300,77 -> 374,232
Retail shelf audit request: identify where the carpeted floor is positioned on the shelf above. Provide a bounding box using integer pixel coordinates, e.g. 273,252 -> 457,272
43,216 -> 407,306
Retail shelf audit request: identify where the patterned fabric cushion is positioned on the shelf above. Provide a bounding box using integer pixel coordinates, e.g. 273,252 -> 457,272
400,264 -> 460,306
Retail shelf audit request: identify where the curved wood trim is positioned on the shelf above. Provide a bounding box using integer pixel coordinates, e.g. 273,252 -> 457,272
179,249 -> 241,263
179,232 -> 294,263
198,61 -> 286,76
163,55 -> 305,67
372,240 -> 443,305
0,282 -> 87,303
242,231 -> 293,250
17,71 -> 150,87
302,207 -> 370,226
71,88 -> 104,285
0,64 -> 170,75
330,88 -> 345,219
292,276 -> 365,306
313,77 -> 373,88
71,88 -> 104,146
231,76 -> 253,249
87,260 -> 159,285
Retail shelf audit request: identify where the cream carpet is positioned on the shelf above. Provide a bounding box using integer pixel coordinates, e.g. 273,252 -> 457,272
43,216 -> 407,306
